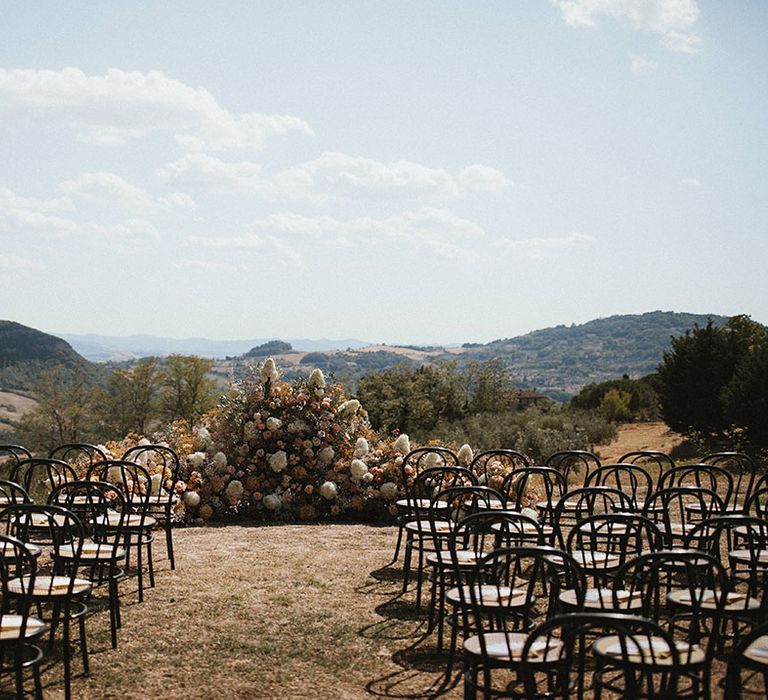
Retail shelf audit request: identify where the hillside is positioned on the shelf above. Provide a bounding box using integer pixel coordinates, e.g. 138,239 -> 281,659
0,320 -> 97,391
218,311 -> 729,398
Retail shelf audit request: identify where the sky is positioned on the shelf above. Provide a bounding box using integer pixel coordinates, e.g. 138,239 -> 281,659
0,1 -> 766,345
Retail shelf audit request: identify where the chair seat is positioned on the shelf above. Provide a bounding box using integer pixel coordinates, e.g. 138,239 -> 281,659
446,584 -> 529,608
396,498 -> 432,509
130,494 -> 178,506
0,614 -> 47,641
8,575 -> 92,597
464,631 -> 563,661
57,542 -> 127,561
593,634 -> 705,666
537,499 -> 577,511
427,549 -> 481,567
729,548 -> 768,565
404,519 -> 452,534
29,513 -> 67,527
570,549 -> 621,569
0,540 -> 41,558
744,635 -> 768,665
666,587 -> 760,612
93,512 -> 157,528
559,587 -> 643,610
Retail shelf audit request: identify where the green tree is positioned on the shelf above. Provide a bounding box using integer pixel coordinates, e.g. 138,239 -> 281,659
657,316 -> 767,447
723,341 -> 768,453
160,355 -> 218,429
15,366 -> 101,450
465,359 -> 515,414
100,357 -> 162,436
599,388 -> 632,423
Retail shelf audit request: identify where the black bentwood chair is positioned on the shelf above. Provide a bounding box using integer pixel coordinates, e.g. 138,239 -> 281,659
121,444 -> 183,570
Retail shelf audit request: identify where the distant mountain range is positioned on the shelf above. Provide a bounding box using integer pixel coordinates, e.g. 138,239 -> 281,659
59,333 -> 370,362
0,311 -> 732,398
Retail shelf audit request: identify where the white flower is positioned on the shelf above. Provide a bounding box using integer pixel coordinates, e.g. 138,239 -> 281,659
150,473 -> 163,495
380,482 -> 398,501
187,452 -> 206,468
393,434 -> 410,455
337,399 -> 361,419
224,479 -> 243,504
424,452 -> 439,468
266,417 -> 282,431
362,472 -> 374,483
138,437 -> 151,446
319,481 -> 337,500
318,446 -> 335,465
196,427 -> 211,446
260,358 -> 279,384
213,452 -> 227,470
308,368 -> 326,389
263,493 -> 282,511
269,450 -> 288,473
350,459 -> 369,482
457,444 -> 473,465
354,437 -> 369,459
183,491 -> 201,507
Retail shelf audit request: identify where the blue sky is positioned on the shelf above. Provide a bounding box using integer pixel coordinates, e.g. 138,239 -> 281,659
0,1 -> 766,344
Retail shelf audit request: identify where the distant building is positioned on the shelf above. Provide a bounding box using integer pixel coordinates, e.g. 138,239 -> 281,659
511,389 -> 549,410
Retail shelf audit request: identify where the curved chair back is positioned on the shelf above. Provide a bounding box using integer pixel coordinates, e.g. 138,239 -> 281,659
500,466 -> 567,521
0,445 -> 32,481
658,463 -> 734,510
619,450 -> 675,488
49,443 -> 108,476
469,449 -> 529,489
9,458 -> 78,503
585,463 -> 654,512
702,451 -> 757,508
121,444 -> 182,504
545,450 -> 601,490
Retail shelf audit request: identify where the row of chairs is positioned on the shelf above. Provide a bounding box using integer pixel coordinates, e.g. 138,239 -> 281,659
386,447 -> 768,698
0,443 -> 183,699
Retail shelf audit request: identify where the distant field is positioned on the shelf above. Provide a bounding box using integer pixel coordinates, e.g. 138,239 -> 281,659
0,390 -> 38,428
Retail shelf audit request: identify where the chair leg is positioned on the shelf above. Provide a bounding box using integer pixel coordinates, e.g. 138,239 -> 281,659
79,612 -> 89,674
388,525 -> 403,566
63,615 -> 72,700
148,539 -> 155,589
165,518 -> 175,570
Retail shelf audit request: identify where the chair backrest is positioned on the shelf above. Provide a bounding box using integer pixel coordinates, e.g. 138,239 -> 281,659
48,480 -> 127,544
0,479 -> 31,505
469,449 -> 529,489
701,451 -> 757,506
121,444 -> 182,504
641,486 -> 725,546
725,619 -> 768,698
0,533 -> 39,644
657,464 -> 734,509
89,460 -> 153,509
500,466 -> 567,516
564,513 -> 662,575
613,549 -> 729,629
585,463 -> 654,512
619,450 -> 675,488
0,444 -> 33,480
744,487 -> 768,519
406,466 -> 477,511
48,443 -> 108,476
554,486 -> 634,528
463,545 -> 586,634
452,510 -> 545,558
544,450 -> 601,489
9,458 -> 78,503
520,612 -> 681,700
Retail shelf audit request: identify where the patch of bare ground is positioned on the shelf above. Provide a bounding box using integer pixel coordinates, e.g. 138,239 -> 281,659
595,421 -> 684,463
0,390 -> 37,425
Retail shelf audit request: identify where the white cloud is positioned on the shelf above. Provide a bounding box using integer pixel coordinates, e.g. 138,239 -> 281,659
188,207 -> 485,261
160,151 -> 512,201
0,253 -> 45,271
0,186 -> 73,213
680,177 -> 701,187
0,67 -> 312,150
175,259 -> 244,272
496,232 -> 595,255
553,0 -> 701,53
630,54 -> 658,74
59,172 -> 155,212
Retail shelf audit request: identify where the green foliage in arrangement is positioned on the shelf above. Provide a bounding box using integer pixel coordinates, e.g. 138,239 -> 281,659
657,315 -> 768,453
570,375 -> 660,422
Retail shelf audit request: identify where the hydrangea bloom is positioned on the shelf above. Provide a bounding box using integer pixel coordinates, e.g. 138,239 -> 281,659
354,437 -> 369,459
263,493 -> 282,510
393,434 -> 410,455
224,479 -> 243,504
319,481 -> 337,500
380,482 -> 398,501
213,452 -> 228,469
318,446 -> 335,464
260,358 -> 279,384
308,368 -> 326,389
457,444 -> 473,465
337,399 -> 360,419
186,452 -> 206,468
350,459 -> 368,481
183,491 -> 201,507
266,417 -> 282,431
269,450 -> 288,473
